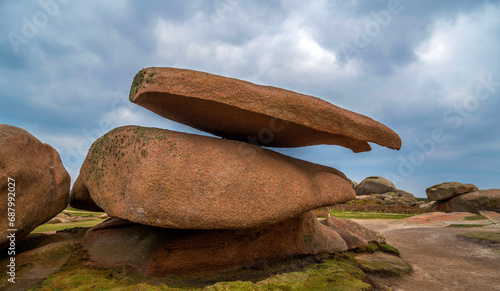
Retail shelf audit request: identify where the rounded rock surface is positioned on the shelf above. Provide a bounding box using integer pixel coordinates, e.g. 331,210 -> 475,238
426,182 -> 478,201
0,124 -> 70,250
356,176 -> 396,196
80,126 -> 355,229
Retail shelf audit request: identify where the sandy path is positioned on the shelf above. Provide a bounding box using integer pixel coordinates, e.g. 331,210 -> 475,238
354,219 -> 500,291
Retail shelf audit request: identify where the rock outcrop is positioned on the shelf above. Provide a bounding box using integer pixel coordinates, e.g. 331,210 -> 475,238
83,212 -> 384,275
435,189 -> 500,213
356,176 -> 396,196
426,182 -> 478,201
0,125 -> 70,250
78,126 -> 355,229
129,67 -> 401,152
425,181 -> 498,213
353,176 -> 417,206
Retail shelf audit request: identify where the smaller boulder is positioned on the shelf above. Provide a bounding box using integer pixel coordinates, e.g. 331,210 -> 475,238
351,180 -> 358,190
69,175 -> 103,212
395,189 -> 417,199
426,182 -> 478,201
356,176 -> 396,196
418,201 -> 436,210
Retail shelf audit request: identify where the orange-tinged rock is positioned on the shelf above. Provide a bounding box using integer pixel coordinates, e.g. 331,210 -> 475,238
0,124 -> 70,250
129,67 -> 401,152
82,212 -> 384,275
80,126 -> 355,229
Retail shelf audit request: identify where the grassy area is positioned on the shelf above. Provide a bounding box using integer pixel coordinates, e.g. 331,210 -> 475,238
328,210 -> 415,220
33,219 -> 105,233
63,207 -> 105,217
459,232 -> 500,243
464,214 -> 488,221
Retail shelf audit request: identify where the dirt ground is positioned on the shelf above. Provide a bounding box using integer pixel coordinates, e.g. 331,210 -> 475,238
354,219 -> 500,291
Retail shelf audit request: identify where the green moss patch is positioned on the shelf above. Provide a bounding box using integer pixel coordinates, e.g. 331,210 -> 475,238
329,210 -> 415,220
129,69 -> 146,101
352,243 -> 400,256
464,214 -> 488,221
33,219 -> 104,233
34,243 -> 405,290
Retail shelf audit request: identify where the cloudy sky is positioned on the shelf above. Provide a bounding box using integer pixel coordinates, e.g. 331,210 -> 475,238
1,0 -> 499,197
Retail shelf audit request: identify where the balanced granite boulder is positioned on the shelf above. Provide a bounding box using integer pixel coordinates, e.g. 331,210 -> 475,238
79,126 -> 355,229
426,182 -> 478,201
69,175 -> 103,212
82,211 -> 384,275
129,67 -> 401,152
435,189 -> 500,213
0,125 -> 70,250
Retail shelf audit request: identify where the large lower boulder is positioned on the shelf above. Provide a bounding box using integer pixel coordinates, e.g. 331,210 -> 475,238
426,182 -> 478,201
435,189 -> 500,213
79,126 -> 355,230
129,67 -> 401,152
82,212 -> 384,276
0,125 -> 70,250
356,176 -> 396,196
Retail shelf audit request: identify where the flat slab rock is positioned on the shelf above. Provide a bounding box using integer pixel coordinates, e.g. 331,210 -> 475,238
82,212 -> 385,276
401,212 -> 493,227
0,125 -> 70,250
129,67 -> 401,152
77,126 -> 355,229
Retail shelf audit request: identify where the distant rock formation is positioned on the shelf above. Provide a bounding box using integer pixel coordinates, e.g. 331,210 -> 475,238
0,124 -> 70,250
426,182 -> 478,201
427,182 -> 499,213
353,176 -> 418,206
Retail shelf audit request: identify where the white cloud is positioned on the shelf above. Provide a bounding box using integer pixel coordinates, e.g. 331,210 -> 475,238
413,4 -> 500,106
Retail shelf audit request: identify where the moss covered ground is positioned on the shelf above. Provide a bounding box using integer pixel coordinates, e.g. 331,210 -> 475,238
33,242 -> 404,290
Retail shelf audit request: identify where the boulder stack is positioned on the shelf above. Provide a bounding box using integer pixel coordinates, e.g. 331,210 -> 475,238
427,182 -> 499,213
426,182 -> 478,201
354,176 -> 418,206
72,67 -> 402,275
0,125 -> 70,250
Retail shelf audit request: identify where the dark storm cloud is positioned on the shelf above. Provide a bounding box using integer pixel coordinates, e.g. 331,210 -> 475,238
1,0 -> 499,195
